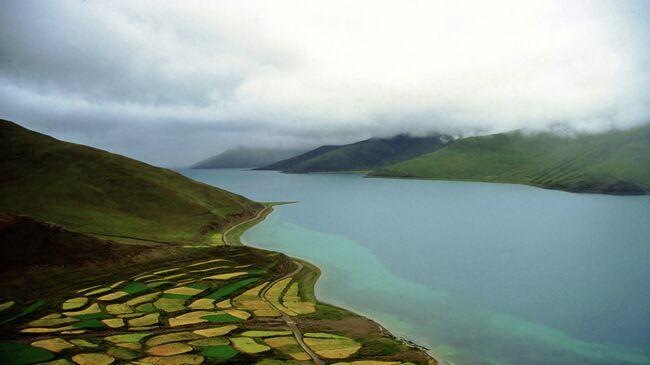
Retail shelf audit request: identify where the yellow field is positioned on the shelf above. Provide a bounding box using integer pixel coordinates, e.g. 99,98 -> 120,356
265,278 -> 298,316
303,337 -> 361,359
263,336 -> 311,361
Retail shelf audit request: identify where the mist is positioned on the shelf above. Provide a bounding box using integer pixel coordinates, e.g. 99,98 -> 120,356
1,0 -> 649,166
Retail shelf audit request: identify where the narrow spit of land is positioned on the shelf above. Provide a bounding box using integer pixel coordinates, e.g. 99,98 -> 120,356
224,204 -> 352,364
223,205 -> 274,246
226,208 -> 327,364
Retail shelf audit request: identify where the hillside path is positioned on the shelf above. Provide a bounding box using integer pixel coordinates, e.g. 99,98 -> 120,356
259,261 -> 325,365
223,205 -> 270,246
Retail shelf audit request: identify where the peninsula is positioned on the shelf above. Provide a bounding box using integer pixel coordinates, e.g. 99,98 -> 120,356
0,119 -> 434,365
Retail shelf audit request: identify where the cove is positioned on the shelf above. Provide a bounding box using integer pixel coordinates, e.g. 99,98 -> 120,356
179,168 -> 650,365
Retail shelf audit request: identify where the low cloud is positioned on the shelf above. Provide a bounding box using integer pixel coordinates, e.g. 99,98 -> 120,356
1,0 -> 649,165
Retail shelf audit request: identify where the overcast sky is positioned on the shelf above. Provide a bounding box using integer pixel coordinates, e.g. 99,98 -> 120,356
1,1 -> 649,166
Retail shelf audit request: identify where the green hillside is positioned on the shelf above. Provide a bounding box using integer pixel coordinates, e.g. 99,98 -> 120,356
258,134 -> 449,173
0,119 -> 262,244
191,146 -> 308,169
371,124 -> 650,194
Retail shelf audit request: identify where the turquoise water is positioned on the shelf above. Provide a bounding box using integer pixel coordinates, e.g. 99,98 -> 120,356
179,169 -> 650,365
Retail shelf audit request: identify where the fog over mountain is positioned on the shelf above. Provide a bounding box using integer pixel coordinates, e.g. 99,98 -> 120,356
1,0 -> 649,166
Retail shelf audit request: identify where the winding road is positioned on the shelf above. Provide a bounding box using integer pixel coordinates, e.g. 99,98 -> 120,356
223,205 -> 270,246
259,261 -> 325,365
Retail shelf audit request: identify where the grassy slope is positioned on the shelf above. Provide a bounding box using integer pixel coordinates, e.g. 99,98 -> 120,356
0,213 -> 145,270
371,124 -> 650,194
0,119 -> 262,244
258,135 -> 449,173
191,147 -> 308,169
0,213 -> 201,301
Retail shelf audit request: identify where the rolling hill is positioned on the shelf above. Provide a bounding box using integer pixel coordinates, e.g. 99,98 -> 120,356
191,146 -> 308,169
370,124 -> 650,194
258,134 -> 450,173
0,119 -> 262,244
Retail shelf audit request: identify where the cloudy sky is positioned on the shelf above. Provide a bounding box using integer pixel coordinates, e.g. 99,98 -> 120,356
1,0 -> 649,166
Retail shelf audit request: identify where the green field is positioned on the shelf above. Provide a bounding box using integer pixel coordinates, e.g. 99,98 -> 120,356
371,124 -> 650,194
206,277 -> 261,300
0,245 -> 432,364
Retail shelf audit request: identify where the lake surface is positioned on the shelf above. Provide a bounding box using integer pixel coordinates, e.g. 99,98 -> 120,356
179,169 -> 650,365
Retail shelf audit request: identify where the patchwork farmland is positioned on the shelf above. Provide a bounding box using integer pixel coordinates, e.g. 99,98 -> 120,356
0,246 -> 432,364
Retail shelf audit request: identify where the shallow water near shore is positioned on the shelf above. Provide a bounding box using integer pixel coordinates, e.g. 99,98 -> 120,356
179,168 -> 650,365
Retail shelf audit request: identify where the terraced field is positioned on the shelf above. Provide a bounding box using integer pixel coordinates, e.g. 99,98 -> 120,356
0,248 -> 433,365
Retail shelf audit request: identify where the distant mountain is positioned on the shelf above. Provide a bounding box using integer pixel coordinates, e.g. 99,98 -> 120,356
255,145 -> 341,171
0,119 -> 261,244
370,124 -> 650,195
257,134 -> 450,173
191,146 -> 309,169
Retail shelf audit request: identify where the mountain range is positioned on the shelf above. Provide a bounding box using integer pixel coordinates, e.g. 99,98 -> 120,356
254,125 -> 650,195
257,134 -> 450,173
191,146 -> 308,169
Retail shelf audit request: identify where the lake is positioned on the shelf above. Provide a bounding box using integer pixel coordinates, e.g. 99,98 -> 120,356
179,168 -> 650,365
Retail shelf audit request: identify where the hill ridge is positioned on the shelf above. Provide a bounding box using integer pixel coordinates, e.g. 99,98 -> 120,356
192,146 -> 309,169
0,119 -> 262,244
258,134 -> 450,172
370,125 -> 650,195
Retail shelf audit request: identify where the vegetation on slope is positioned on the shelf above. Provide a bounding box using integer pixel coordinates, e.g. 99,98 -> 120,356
371,124 -> 650,194
258,134 -> 449,173
0,119 -> 262,244
0,213 -> 213,301
191,147 -> 308,169
0,213 -> 146,271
